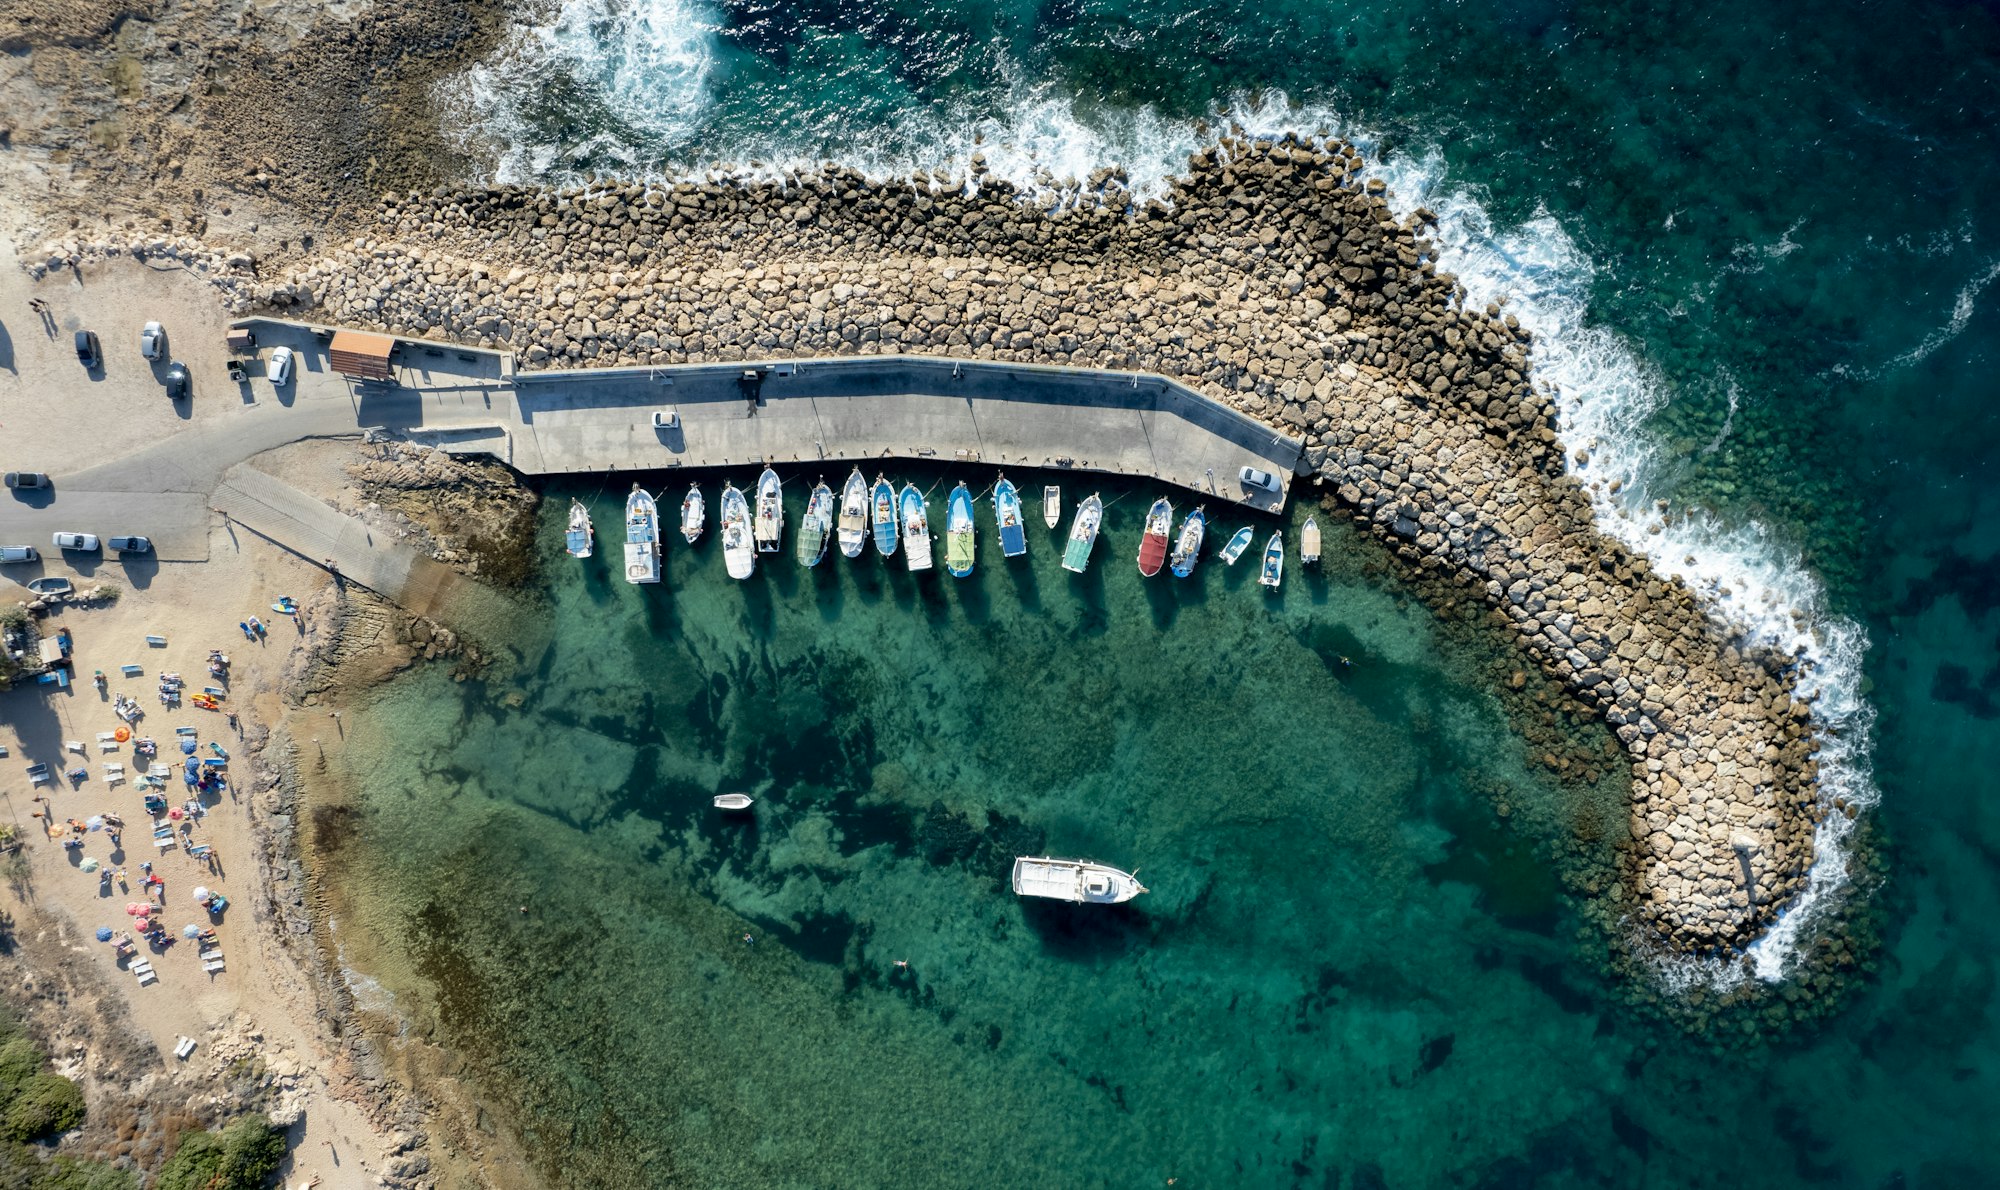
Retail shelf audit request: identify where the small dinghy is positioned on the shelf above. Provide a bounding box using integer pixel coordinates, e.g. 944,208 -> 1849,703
1061,493 -> 1103,574
901,483 -> 933,572
680,483 -> 705,544
753,467 -> 783,553
993,474 -> 1028,558
945,482 -> 976,578
1170,506 -> 1205,578
720,482 -> 756,580
1301,515 -> 1321,565
565,498 -> 594,558
1218,526 -> 1254,565
871,474 -> 899,557
837,468 -> 869,558
624,485 -> 661,585
1258,531 -> 1285,590
1011,857 -> 1148,904
1136,496 -> 1172,577
713,792 -> 755,811
1043,485 -> 1061,529
798,481 -> 834,568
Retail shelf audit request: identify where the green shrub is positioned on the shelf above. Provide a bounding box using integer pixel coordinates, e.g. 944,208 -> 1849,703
3,1073 -> 84,1141
0,1035 -> 43,1102
156,1115 -> 286,1190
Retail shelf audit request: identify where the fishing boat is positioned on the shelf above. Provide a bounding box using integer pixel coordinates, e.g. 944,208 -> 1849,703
753,467 -> 783,553
1043,485 -> 1061,529
1011,857 -> 1148,904
1301,515 -> 1322,565
945,483 -> 976,577
1136,496 -> 1173,577
720,482 -> 756,580
1170,506 -> 1206,578
993,474 -> 1028,558
623,485 -> 660,585
680,483 -> 705,544
871,474 -> 899,557
564,499 -> 593,558
1258,531 -> 1285,590
1061,493 -> 1103,574
1218,526 -> 1255,565
837,468 -> 869,558
798,481 -> 833,568
713,792 -> 755,811
900,483 -> 933,572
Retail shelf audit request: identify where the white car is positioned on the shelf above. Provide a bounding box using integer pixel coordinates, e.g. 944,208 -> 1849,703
140,321 -> 166,360
1239,466 -> 1282,493
269,346 -> 295,387
52,531 -> 100,552
651,411 -> 679,429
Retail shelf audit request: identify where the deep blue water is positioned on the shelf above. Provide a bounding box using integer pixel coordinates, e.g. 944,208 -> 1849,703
346,0 -> 2000,1183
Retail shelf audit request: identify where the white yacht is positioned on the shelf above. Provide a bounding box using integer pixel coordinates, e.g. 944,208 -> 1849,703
1011,857 -> 1147,904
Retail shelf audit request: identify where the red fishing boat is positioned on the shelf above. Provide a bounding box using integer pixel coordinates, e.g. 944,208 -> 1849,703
1136,496 -> 1173,577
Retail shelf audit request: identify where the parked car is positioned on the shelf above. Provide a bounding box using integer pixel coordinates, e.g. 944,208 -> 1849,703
0,546 -> 38,564
107,535 -> 152,554
52,531 -> 100,552
651,410 -> 679,429
268,346 -> 295,387
74,330 -> 102,369
165,360 -> 190,400
1239,466 -> 1282,493
25,577 -> 72,597
4,472 -> 49,490
140,321 -> 166,360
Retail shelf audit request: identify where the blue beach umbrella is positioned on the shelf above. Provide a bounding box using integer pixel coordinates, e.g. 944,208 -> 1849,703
95,927 -> 112,942
181,924 -> 201,939
86,815 -> 104,831
180,738 -> 196,755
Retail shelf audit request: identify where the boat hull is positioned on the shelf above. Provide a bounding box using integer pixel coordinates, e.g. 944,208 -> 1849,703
901,485 -> 933,571
993,478 -> 1027,557
565,499 -> 594,558
1170,508 -> 1205,578
837,470 -> 869,558
720,485 -> 756,580
945,485 -> 976,577
871,479 -> 899,556
1219,526 -> 1254,565
798,484 -> 833,568
1011,857 -> 1147,904
623,487 -> 660,585
1061,495 -> 1102,574
1258,532 -> 1284,589
680,485 -> 704,544
753,468 -> 783,553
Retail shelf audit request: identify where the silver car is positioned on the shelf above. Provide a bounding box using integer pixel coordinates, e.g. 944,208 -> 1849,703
107,535 -> 152,554
52,531 -> 100,551
140,321 -> 166,360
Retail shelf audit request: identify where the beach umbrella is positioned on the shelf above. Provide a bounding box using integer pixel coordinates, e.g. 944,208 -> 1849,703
86,815 -> 104,831
168,808 -> 184,821
80,858 -> 100,873
191,886 -> 211,903
125,903 -> 146,915
180,739 -> 196,755
182,924 -> 201,939
95,927 -> 112,942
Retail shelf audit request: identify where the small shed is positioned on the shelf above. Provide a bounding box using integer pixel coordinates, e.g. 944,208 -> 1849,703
37,637 -> 63,667
224,328 -> 256,353
329,330 -> 396,381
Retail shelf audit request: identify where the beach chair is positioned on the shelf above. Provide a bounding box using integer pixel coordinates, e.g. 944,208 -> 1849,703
26,763 -> 50,786
65,740 -> 83,755
153,832 -> 177,853
202,960 -> 225,974
198,948 -> 222,963
145,635 -> 167,647
131,961 -> 156,986
121,663 -> 144,677
173,1036 -> 197,1060
175,726 -> 197,737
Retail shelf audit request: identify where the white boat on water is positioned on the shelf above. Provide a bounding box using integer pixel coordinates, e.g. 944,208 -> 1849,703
900,483 -> 933,572
1043,485 -> 1061,528
565,499 -> 593,558
1011,857 -> 1147,904
720,482 -> 756,580
837,468 -> 869,558
713,792 -> 754,811
623,485 -> 660,585
1301,515 -> 1321,564
754,466 -> 783,553
680,483 -> 705,544
1060,493 -> 1102,574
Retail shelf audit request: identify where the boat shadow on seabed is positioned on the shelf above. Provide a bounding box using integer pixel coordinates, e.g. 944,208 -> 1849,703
1014,896 -> 1154,960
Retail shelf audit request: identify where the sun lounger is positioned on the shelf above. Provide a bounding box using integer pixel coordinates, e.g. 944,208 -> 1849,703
188,844 -> 213,860
145,635 -> 167,647
0,746 -> 7,758
103,763 -> 124,774
202,960 -> 225,974
173,1036 -> 197,1060
121,664 -> 144,677
65,740 -> 83,755
175,727 -> 197,737
97,732 -> 117,743
136,970 -> 157,986
154,836 -> 177,852
198,949 -> 222,962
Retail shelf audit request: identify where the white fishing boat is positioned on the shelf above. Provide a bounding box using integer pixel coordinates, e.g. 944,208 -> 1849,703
798,481 -> 834,568
1218,526 -> 1254,565
1043,485 -> 1061,529
1301,515 -> 1321,564
1258,531 -> 1284,590
837,468 -> 869,558
1061,493 -> 1102,574
720,482 -> 756,580
900,483 -> 933,572
753,467 -> 783,553
564,498 -> 593,558
623,485 -> 660,585
1011,857 -> 1148,904
713,792 -> 755,811
680,483 -> 705,544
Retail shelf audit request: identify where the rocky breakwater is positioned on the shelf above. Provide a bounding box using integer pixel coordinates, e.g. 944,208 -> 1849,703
166,138 -> 1828,958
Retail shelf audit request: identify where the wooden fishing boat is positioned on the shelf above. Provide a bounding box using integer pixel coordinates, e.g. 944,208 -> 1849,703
564,498 -> 594,558
1011,857 -> 1148,904
720,482 -> 756,580
753,467 -> 783,553
1136,496 -> 1172,577
623,485 -> 660,585
1061,493 -> 1103,574
713,792 -> 755,811
1218,526 -> 1254,565
1043,485 -> 1061,529
945,483 -> 976,577
1301,515 -> 1321,565
900,483 -> 933,571
798,481 -> 834,567
1170,506 -> 1205,578
993,474 -> 1028,558
1258,531 -> 1284,589
871,474 -> 899,557
680,483 -> 705,544
837,468 -> 869,558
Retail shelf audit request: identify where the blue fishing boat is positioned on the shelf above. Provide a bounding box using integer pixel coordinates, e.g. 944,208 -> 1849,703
1218,526 -> 1254,565
945,483 -> 976,577
1258,532 -> 1284,590
1170,506 -> 1205,578
871,474 -> 898,557
564,499 -> 593,558
901,484 -> 933,571
992,474 -> 1028,558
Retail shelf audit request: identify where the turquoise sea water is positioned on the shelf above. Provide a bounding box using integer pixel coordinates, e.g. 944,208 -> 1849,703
348,1 -> 2000,1183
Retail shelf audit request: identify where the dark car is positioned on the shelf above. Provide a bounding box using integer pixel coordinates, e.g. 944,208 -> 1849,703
164,360 -> 189,400
4,472 -> 49,490
74,330 -> 101,369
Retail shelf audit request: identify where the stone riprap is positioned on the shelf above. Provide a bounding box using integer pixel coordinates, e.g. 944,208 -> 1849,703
28,137 -> 1826,955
